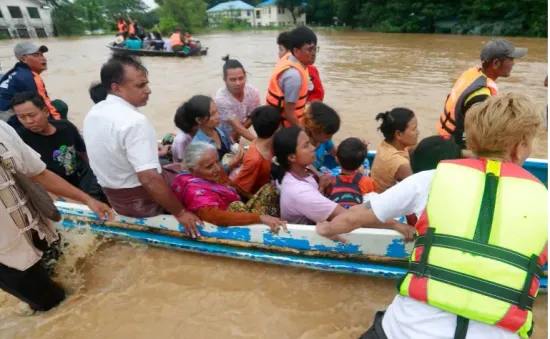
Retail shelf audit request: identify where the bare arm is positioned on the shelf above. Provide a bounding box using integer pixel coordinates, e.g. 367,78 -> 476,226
137,169 -> 184,216
394,163 -> 413,182
230,117 -> 256,142
283,103 -> 302,127
31,169 -> 113,220
316,203 -> 384,237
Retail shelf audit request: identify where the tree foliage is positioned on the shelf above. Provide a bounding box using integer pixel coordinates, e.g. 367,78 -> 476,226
156,0 -> 208,34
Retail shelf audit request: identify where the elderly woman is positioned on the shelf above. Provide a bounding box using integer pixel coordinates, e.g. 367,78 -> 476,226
317,93 -> 547,339
171,142 -> 284,231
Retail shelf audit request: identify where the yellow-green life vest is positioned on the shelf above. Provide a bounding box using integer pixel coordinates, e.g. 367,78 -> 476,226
398,159 -> 548,338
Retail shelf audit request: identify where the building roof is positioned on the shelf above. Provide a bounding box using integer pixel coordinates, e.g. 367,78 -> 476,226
256,0 -> 307,7
207,1 -> 255,12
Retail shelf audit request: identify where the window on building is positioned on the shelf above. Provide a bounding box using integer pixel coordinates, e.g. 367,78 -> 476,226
247,10 -> 251,16
0,28 -> 11,39
17,28 -> 30,38
35,28 -> 47,38
256,10 -> 260,18
0,8 -> 3,18
27,7 -> 40,19
268,7 -> 271,15
8,6 -> 23,19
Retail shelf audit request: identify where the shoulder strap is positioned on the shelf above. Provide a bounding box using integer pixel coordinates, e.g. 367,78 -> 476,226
352,172 -> 363,185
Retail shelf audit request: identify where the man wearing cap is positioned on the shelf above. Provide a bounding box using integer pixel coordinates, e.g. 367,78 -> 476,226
437,39 -> 527,148
0,42 -> 62,122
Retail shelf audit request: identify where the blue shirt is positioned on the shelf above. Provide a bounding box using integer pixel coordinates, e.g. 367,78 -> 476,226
192,127 -> 233,173
313,140 -> 335,170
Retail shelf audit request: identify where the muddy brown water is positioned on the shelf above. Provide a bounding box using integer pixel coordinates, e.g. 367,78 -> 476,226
0,31 -> 547,338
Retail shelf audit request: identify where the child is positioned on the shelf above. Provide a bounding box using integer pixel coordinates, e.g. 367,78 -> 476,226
232,105 -> 281,197
302,101 -> 341,172
329,137 -> 376,209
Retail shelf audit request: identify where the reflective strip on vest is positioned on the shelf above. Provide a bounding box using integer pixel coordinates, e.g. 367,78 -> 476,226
398,159 -> 548,338
266,55 -> 309,126
437,67 -> 498,140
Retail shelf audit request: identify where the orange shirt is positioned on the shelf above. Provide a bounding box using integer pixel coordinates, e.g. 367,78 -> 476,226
335,172 -> 376,195
32,72 -> 60,120
232,141 -> 272,195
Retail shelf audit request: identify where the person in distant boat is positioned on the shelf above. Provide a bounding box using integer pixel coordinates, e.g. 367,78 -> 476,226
0,120 -> 112,313
11,92 -> 107,204
215,55 -> 261,142
185,95 -> 244,173
438,39 -> 527,148
114,34 -> 125,48
170,28 -> 184,52
370,108 -> 418,193
172,101 -> 200,164
329,137 -> 376,209
83,54 -> 202,238
0,42 -> 63,127
117,17 -> 128,38
172,142 -> 284,229
232,105 -> 281,197
277,31 -> 325,103
183,31 -> 196,47
318,93 -> 547,339
127,15 -> 136,37
266,27 -> 318,127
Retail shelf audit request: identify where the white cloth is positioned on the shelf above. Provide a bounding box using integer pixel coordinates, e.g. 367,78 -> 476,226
369,170 -> 519,339
83,94 -> 160,189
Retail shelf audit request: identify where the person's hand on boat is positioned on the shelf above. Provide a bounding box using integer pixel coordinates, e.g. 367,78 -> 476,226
176,209 -> 202,239
85,198 -> 114,221
260,215 -> 287,233
316,221 -> 349,243
392,222 -> 415,243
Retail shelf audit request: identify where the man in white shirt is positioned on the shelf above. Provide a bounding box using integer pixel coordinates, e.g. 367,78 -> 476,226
83,54 -> 201,238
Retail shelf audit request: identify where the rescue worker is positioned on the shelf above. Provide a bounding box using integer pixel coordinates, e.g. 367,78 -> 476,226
266,26 -> 318,127
170,28 -> 184,52
317,93 -> 547,339
0,42 -> 64,132
437,39 -> 527,149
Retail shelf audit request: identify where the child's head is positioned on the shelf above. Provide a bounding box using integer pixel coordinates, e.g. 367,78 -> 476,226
175,95 -> 218,132
272,127 -> 316,183
410,136 -> 463,173
337,137 -> 368,172
375,108 -> 418,146
251,105 -> 281,139
277,31 -> 292,58
302,101 -> 341,146
89,82 -> 108,104
465,93 -> 541,165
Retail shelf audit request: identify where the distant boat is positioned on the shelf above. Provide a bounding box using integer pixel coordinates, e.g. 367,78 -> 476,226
107,44 -> 208,57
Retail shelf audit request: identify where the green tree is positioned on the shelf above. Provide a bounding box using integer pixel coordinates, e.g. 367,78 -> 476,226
51,0 -> 86,36
74,0 -> 108,32
104,0 -> 147,19
277,0 -> 306,24
156,0 -> 208,33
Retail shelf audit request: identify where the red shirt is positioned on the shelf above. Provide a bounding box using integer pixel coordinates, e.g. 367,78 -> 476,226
307,65 -> 325,102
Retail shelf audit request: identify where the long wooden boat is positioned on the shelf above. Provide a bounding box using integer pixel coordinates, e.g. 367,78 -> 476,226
106,44 -> 208,57
54,152 -> 548,291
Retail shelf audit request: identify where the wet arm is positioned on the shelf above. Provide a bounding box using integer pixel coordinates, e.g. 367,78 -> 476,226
196,206 -> 261,226
32,169 -> 93,204
230,117 -> 256,141
317,203 -> 383,237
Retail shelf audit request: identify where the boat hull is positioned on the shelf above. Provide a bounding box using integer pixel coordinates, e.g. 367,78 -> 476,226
106,44 -> 208,57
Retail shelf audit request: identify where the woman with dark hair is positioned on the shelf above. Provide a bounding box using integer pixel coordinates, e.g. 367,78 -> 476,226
273,127 -> 345,225
171,101 -> 200,163
370,108 -> 419,193
410,135 -> 463,174
186,95 -> 243,173
215,55 -> 261,142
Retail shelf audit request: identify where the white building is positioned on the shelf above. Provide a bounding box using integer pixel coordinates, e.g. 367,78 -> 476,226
0,0 -> 54,39
254,0 -> 306,27
207,1 -> 255,28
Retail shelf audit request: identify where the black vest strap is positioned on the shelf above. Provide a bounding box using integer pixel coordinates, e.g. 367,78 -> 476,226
453,316 -> 470,339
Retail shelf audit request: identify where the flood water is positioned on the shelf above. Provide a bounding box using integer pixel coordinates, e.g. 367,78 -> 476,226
0,31 -> 547,338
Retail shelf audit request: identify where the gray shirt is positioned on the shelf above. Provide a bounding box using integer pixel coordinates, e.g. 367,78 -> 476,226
277,55 -> 304,103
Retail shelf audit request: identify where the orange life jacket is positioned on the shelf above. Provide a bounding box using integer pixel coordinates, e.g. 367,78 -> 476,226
266,53 -> 309,126
117,21 -> 127,33
32,72 -> 60,120
170,33 -> 183,47
128,21 -> 135,35
437,67 -> 498,144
